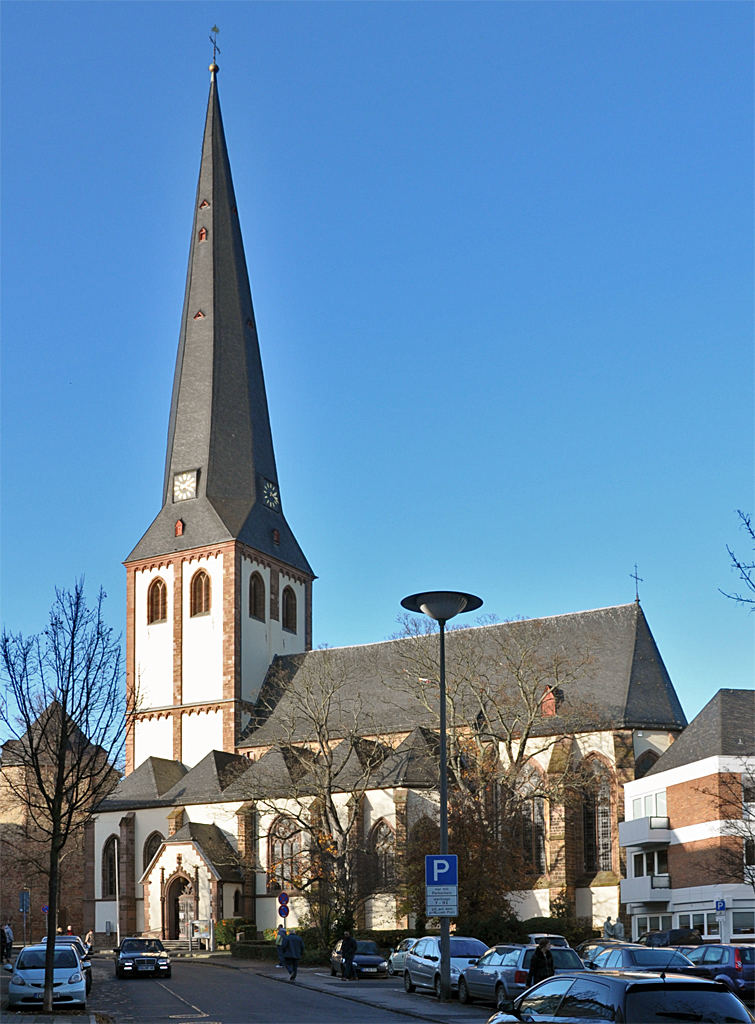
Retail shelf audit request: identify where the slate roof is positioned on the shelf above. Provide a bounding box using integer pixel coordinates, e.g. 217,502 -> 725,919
96,756 -> 188,811
1,703 -> 108,767
165,821 -> 242,882
646,688 -> 755,776
159,750 -> 250,805
126,72 -> 312,576
238,603 -> 687,750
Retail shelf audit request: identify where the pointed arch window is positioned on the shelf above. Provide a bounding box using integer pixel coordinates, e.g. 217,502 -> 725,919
143,831 -> 164,871
198,227 -> 207,242
249,572 -> 265,621
233,888 -> 241,915
282,587 -> 297,633
190,569 -> 211,617
268,816 -> 302,891
582,760 -> 613,874
102,835 -> 118,898
368,820 -> 396,889
147,578 -> 167,624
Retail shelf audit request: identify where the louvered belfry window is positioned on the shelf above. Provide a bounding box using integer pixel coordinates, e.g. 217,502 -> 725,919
190,569 -> 211,616
147,578 -> 167,624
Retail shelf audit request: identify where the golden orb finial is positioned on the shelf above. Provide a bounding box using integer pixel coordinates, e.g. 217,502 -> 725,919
209,63 -> 219,74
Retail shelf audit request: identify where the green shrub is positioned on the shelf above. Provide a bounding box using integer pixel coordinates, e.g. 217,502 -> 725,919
230,940 -> 329,966
214,918 -> 257,945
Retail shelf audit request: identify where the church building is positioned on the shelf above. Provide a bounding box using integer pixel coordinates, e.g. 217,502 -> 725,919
86,65 -> 689,943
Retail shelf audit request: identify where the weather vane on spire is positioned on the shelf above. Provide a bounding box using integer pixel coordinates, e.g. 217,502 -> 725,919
209,25 -> 221,66
630,564 -> 643,602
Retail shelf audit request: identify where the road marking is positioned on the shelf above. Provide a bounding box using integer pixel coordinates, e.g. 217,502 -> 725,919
155,980 -> 208,1018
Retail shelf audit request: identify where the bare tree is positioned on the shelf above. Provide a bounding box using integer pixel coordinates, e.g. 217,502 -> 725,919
721,510 -> 755,608
391,614 -> 595,920
696,762 -> 755,899
246,646 -> 396,948
1,582 -> 126,1011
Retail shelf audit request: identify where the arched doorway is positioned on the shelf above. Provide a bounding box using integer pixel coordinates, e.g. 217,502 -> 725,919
166,876 -> 192,940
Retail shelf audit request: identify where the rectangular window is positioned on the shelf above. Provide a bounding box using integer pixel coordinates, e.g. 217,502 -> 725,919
636,916 -> 648,937
678,914 -> 690,929
644,794 -> 654,816
706,913 -> 720,936
656,849 -> 668,874
645,852 -> 655,875
661,915 -> 672,930
632,797 -> 642,820
693,913 -> 705,931
649,915 -> 660,931
634,853 -> 644,877
733,912 -> 755,935
655,791 -> 667,815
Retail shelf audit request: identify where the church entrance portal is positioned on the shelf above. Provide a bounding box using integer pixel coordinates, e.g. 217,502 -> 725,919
166,876 -> 192,940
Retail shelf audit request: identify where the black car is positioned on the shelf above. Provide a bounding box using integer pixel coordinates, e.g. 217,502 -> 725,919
330,940 -> 388,978
114,937 -> 171,979
590,944 -> 705,977
487,971 -> 755,1023
636,927 -> 702,947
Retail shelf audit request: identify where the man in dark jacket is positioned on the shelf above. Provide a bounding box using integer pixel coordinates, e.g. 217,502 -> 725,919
527,938 -> 554,987
341,931 -> 358,980
281,931 -> 305,981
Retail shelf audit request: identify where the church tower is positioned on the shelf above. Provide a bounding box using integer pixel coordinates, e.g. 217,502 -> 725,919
124,65 -> 314,773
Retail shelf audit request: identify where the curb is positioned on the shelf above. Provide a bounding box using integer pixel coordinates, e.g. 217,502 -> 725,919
190,956 -> 486,1024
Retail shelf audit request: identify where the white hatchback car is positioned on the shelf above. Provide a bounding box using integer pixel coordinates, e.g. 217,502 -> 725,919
4,943 -> 87,1009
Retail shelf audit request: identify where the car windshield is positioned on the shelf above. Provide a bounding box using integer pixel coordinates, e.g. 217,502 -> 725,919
631,949 -> 690,968
523,948 -> 583,969
449,939 -> 487,957
626,987 -> 753,1023
121,939 -> 164,953
356,942 -> 380,955
17,948 -> 78,970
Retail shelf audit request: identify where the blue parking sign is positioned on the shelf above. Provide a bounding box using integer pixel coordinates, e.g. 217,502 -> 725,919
425,855 -> 458,887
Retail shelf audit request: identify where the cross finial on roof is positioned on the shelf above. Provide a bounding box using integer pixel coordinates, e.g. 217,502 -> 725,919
630,564 -> 643,602
209,26 -> 221,75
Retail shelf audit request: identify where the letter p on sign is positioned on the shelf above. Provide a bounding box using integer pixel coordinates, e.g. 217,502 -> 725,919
425,854 -> 458,887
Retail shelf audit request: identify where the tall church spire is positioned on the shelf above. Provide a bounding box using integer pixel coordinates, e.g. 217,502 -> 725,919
128,68 -> 311,576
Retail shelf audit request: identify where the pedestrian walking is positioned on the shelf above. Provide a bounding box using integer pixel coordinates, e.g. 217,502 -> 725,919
281,930 -> 304,982
527,938 -> 554,988
4,922 -> 14,962
341,930 -> 358,981
275,924 -> 287,967
66,925 -> 73,935
85,929 -> 94,950
1,925 -> 7,963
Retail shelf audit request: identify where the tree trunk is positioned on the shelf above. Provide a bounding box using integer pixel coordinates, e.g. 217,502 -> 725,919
43,835 -> 61,1013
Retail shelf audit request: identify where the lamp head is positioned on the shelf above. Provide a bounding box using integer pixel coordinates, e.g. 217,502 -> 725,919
401,590 -> 483,623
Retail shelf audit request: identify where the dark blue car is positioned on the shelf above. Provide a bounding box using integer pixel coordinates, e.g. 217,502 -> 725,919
684,944 -> 755,1002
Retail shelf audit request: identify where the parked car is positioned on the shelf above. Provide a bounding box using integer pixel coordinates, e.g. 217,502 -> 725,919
52,935 -> 93,993
590,944 -> 704,976
575,939 -> 633,964
330,939 -> 388,978
403,935 -> 487,998
527,932 -> 569,947
114,937 -> 171,979
387,938 -> 416,976
4,943 -> 87,1010
684,943 -> 755,1001
487,972 -> 755,1023
457,943 -> 584,1008
636,927 -> 702,947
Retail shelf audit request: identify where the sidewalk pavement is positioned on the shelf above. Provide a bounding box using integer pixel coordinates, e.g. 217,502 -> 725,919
194,952 -> 494,1024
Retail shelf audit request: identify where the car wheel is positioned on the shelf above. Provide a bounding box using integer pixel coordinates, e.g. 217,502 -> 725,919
387,963 -> 395,976
404,971 -> 416,993
434,974 -> 442,999
115,967 -> 123,979
496,984 -> 509,1010
458,977 -> 472,1004
86,977 -> 92,994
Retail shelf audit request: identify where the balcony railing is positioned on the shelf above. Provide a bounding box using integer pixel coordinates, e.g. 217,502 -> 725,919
619,815 -> 671,848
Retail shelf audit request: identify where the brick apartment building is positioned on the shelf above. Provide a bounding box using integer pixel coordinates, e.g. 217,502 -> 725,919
620,688 -> 755,942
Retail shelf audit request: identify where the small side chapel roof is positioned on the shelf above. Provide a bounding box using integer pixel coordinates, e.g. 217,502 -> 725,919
96,756 -> 188,811
646,688 -> 755,776
164,821 -> 242,882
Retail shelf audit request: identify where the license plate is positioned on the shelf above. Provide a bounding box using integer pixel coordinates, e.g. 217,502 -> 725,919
362,968 -> 377,972
138,965 -> 154,971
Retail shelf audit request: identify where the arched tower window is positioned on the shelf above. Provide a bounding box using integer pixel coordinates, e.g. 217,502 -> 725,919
282,587 -> 297,633
582,760 -> 613,874
369,820 -> 396,889
102,835 -> 118,897
190,569 -> 211,617
233,888 -> 241,915
634,749 -> 659,780
249,572 -> 265,621
268,816 -> 301,890
147,578 -> 167,624
515,767 -> 547,875
143,831 -> 164,871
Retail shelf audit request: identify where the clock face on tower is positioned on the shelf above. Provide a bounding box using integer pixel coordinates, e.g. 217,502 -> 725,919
261,478 -> 280,512
173,470 -> 198,502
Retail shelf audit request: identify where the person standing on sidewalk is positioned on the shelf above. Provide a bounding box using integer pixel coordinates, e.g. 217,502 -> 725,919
341,931 -> 358,981
4,922 -> 14,962
281,930 -> 304,982
275,924 -> 287,968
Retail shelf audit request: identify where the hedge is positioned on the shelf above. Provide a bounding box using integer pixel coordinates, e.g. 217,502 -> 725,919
230,940 -> 330,966
214,919 -> 257,946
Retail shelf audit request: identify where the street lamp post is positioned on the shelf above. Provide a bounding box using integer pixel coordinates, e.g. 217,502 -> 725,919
400,590 -> 482,1002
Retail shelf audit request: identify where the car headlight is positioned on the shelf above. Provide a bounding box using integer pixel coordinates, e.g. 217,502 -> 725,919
450,965 -> 460,976
68,972 -> 82,984
158,959 -> 169,965
11,974 -> 25,985
380,961 -> 388,968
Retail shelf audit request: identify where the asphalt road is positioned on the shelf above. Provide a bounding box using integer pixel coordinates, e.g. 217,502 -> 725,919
87,957 -> 445,1024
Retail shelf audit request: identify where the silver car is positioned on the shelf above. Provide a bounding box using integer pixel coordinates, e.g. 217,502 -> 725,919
388,938 -> 417,976
4,944 -> 87,1010
458,943 -> 584,1009
403,935 -> 487,998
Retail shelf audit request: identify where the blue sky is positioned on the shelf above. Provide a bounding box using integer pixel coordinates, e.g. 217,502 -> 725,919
2,2 -> 752,724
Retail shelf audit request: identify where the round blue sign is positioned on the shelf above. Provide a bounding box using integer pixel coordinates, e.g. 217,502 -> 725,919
41,905 -> 49,914
277,892 -> 289,905
278,905 -> 290,918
